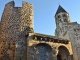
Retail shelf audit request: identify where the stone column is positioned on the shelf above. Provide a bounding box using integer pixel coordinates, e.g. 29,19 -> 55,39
50,48 -> 58,60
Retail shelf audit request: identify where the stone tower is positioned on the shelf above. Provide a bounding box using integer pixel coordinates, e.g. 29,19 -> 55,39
55,5 -> 70,38
55,5 -> 80,60
0,1 -> 34,60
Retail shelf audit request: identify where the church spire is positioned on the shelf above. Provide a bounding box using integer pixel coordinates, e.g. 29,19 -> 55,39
55,5 -> 68,17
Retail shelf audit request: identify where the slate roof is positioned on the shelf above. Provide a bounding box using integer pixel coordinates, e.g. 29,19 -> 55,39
55,5 -> 68,17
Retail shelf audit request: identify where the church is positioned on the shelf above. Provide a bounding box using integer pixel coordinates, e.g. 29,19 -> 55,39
0,1 -> 79,60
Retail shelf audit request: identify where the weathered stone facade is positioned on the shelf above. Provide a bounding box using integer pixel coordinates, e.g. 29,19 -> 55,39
0,1 -> 33,60
0,1 -> 74,60
27,33 -> 73,60
55,5 -> 80,60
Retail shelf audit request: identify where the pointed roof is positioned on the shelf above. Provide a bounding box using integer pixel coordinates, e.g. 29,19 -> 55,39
55,5 -> 68,17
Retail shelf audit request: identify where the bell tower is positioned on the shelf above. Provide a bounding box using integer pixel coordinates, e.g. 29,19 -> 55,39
55,5 -> 70,36
55,5 -> 70,27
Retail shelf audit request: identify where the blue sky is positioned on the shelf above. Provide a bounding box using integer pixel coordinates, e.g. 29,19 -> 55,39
0,0 -> 80,36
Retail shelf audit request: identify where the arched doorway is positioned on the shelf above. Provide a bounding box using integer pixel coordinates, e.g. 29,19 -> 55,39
35,43 -> 52,60
57,46 -> 70,60
57,54 -> 62,60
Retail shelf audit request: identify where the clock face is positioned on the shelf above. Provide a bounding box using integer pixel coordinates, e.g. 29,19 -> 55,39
35,44 -> 51,60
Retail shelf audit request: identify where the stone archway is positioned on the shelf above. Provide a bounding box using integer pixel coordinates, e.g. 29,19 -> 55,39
34,43 -> 52,60
57,46 -> 70,60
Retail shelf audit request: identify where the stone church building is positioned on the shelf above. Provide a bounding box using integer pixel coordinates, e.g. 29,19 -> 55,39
0,1 -> 80,60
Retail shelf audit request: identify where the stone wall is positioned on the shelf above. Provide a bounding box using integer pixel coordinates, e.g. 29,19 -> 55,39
0,42 -> 16,60
27,34 -> 73,60
0,1 -> 33,60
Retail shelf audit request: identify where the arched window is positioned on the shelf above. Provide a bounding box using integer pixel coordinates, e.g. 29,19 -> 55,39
58,15 -> 61,18
59,19 -> 62,22
64,19 -> 67,22
63,14 -> 66,17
